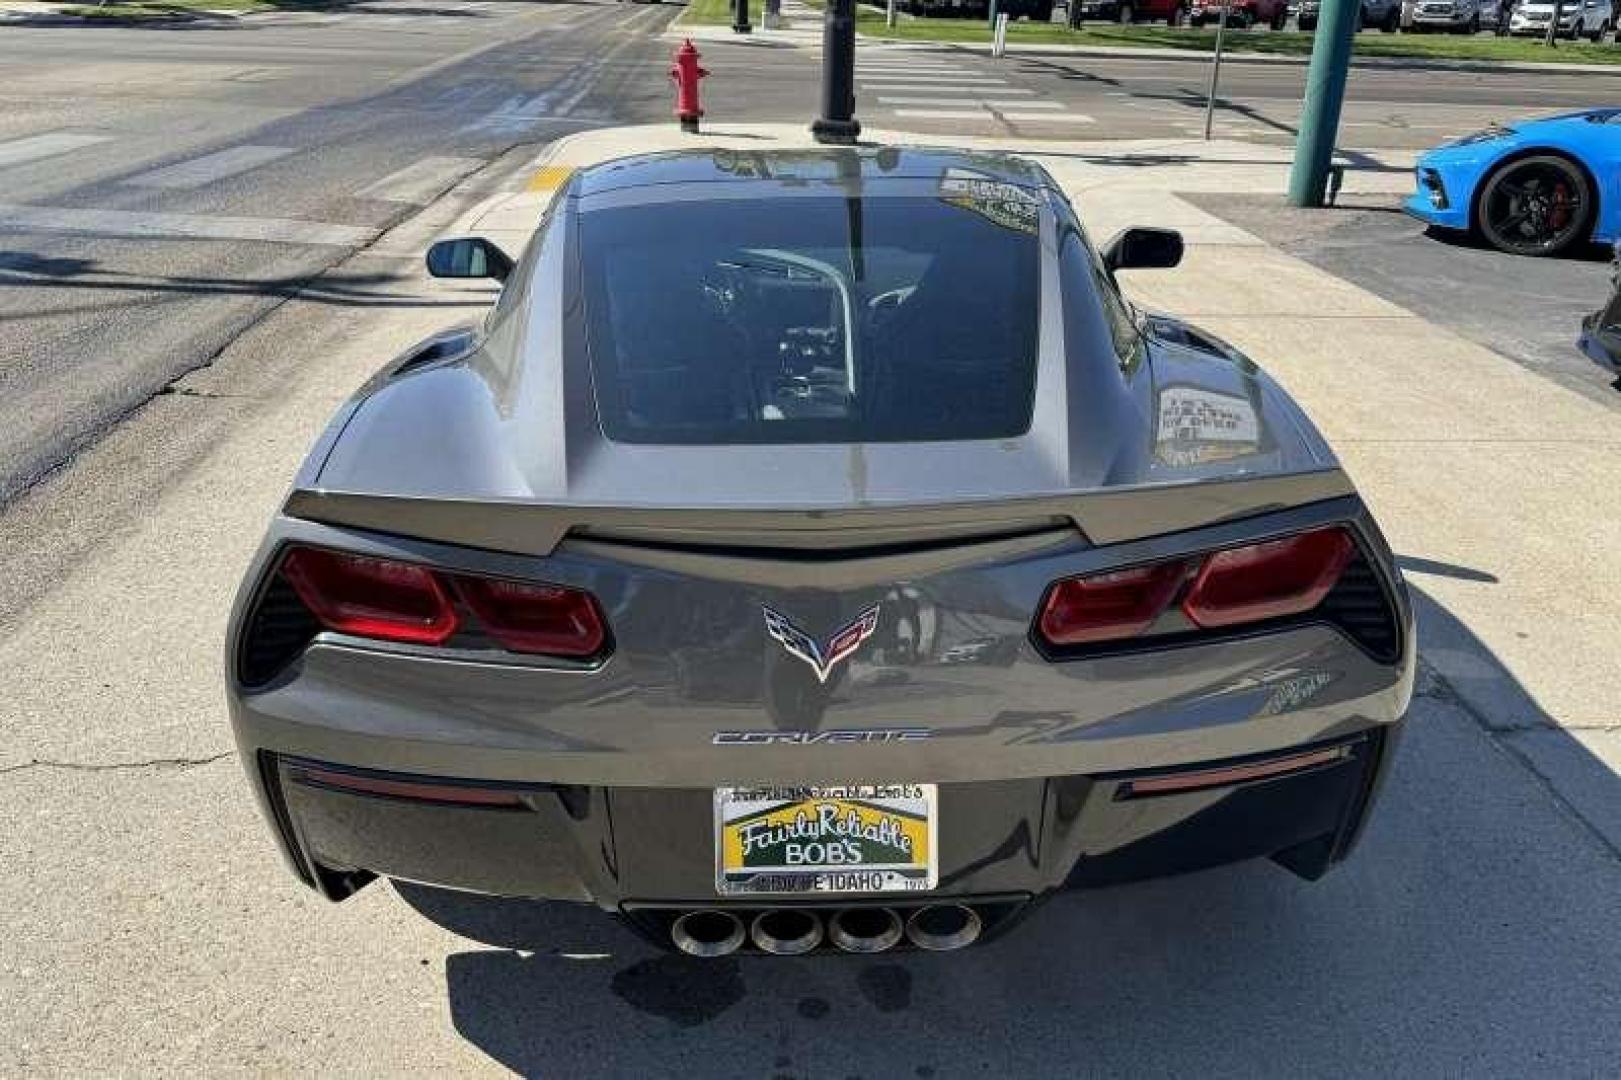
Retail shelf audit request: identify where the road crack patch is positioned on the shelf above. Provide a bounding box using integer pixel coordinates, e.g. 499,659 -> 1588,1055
0,751 -> 235,777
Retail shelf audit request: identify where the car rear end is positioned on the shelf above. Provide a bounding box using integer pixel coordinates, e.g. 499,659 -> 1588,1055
226,151 -> 1415,954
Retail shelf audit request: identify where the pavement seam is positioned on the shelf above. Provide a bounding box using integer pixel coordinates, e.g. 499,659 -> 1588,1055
1416,657 -> 1621,864
0,750 -> 234,777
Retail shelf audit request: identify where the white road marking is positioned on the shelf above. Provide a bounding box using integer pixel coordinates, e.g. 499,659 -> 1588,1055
124,145 -> 296,190
868,85 -> 1030,95
0,133 -> 113,168
0,204 -> 376,246
1002,113 -> 1095,124
877,97 -> 1064,109
892,109 -> 1005,119
858,76 -> 1010,85
354,156 -> 484,204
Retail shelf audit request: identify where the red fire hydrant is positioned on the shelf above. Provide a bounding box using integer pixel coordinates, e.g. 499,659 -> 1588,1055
670,40 -> 707,134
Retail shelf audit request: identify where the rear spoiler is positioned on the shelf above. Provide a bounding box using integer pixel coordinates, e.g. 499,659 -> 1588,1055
281,468 -> 1354,558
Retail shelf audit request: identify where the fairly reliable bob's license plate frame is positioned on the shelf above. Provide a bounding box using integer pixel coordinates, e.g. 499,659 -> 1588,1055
714,784 -> 938,896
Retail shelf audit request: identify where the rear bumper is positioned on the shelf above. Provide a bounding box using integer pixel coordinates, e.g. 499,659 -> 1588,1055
253,723 -> 1402,915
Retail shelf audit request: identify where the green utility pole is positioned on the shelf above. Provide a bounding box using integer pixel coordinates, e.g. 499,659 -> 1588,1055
1287,0 -> 1360,207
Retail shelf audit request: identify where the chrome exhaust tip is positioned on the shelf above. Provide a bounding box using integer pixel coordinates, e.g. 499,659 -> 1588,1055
671,910 -> 745,958
904,903 -> 982,952
750,909 -> 824,956
828,907 -> 903,953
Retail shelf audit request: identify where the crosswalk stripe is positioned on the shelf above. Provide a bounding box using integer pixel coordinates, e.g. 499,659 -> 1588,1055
892,109 -> 1004,119
0,203 -> 376,246
124,145 -> 295,190
863,85 -> 1032,95
355,156 -> 485,204
1003,113 -> 1096,123
859,76 -> 1010,85
0,133 -> 113,168
877,96 -> 1063,108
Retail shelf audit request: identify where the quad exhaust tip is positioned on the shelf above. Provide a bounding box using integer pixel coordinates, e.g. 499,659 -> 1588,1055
828,907 -> 904,954
671,910 -> 745,958
750,909 -> 824,956
905,904 -> 982,952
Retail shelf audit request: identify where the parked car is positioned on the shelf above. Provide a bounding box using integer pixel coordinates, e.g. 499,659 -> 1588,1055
1508,0 -> 1613,39
1294,0 -> 1402,30
1190,0 -> 1289,27
1408,0 -> 1492,32
908,0 -> 1056,18
1070,0 -> 1189,23
225,147 -> 1415,956
1580,242 -> 1621,376
1406,108 -> 1621,256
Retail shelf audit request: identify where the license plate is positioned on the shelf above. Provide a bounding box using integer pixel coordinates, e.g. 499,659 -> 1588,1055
714,784 -> 937,896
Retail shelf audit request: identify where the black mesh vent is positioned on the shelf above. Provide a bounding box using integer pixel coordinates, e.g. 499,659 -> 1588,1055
238,573 -> 320,687
1319,553 -> 1401,663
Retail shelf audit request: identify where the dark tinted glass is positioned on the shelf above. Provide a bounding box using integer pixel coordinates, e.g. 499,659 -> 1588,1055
579,194 -> 1041,444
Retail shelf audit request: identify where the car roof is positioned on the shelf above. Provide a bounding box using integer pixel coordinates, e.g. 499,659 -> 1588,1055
572,146 -> 1052,197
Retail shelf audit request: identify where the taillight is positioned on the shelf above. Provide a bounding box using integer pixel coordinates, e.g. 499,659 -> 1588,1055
1182,528 -> 1354,629
281,547 -> 458,645
274,546 -> 607,659
1038,560 -> 1192,646
456,577 -> 606,658
1036,526 -> 1359,651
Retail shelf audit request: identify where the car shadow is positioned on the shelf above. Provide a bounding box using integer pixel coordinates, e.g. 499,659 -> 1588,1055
408,584 -> 1620,1076
1421,225 -> 1614,263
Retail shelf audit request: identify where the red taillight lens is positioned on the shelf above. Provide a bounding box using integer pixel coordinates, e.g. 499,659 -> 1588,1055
1038,559 -> 1191,646
1036,527 -> 1359,650
1181,527 -> 1354,629
281,547 -> 458,645
277,546 -> 608,659
455,576 -> 606,657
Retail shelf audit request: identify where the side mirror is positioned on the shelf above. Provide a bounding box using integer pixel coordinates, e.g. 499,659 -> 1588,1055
1103,228 -> 1184,274
426,237 -> 513,282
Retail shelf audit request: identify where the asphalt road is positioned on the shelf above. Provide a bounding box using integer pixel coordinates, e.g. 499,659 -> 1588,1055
1187,191 -> 1621,408
692,12 -> 1621,148
0,0 -> 681,501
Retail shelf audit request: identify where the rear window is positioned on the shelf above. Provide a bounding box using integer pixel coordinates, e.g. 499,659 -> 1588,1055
579,192 -> 1041,445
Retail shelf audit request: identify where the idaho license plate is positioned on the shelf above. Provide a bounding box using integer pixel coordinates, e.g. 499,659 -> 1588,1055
714,784 -> 938,896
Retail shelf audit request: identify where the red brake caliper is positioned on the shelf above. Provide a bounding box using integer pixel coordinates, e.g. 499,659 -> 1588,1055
1551,181 -> 1572,232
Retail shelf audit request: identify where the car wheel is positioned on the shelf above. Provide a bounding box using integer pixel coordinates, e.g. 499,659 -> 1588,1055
1566,18 -> 1582,38
1033,0 -> 1054,19
1117,1 -> 1134,22
1589,18 -> 1608,41
1383,7 -> 1400,30
1477,154 -> 1595,257
1271,4 -> 1287,28
1299,15 -> 1316,29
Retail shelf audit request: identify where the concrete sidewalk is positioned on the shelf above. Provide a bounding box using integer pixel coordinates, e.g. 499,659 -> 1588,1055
2,122 -> 1618,1073
463,122 -> 1621,852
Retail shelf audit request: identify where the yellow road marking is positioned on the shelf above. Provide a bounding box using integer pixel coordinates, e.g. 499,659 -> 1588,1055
526,165 -> 575,193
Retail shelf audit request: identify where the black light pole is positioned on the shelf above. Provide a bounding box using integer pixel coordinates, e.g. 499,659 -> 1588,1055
811,0 -> 861,144
732,0 -> 752,34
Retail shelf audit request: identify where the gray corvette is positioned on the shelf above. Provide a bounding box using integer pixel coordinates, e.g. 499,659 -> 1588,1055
226,147 -> 1414,957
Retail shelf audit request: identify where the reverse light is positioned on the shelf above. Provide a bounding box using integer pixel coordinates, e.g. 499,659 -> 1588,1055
1036,526 -> 1360,650
274,546 -> 607,659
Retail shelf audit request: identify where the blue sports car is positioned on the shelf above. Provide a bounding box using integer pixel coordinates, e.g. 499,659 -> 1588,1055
1405,108 -> 1621,257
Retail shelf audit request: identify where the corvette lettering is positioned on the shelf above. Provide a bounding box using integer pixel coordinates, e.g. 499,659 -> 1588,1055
712,729 -> 933,746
